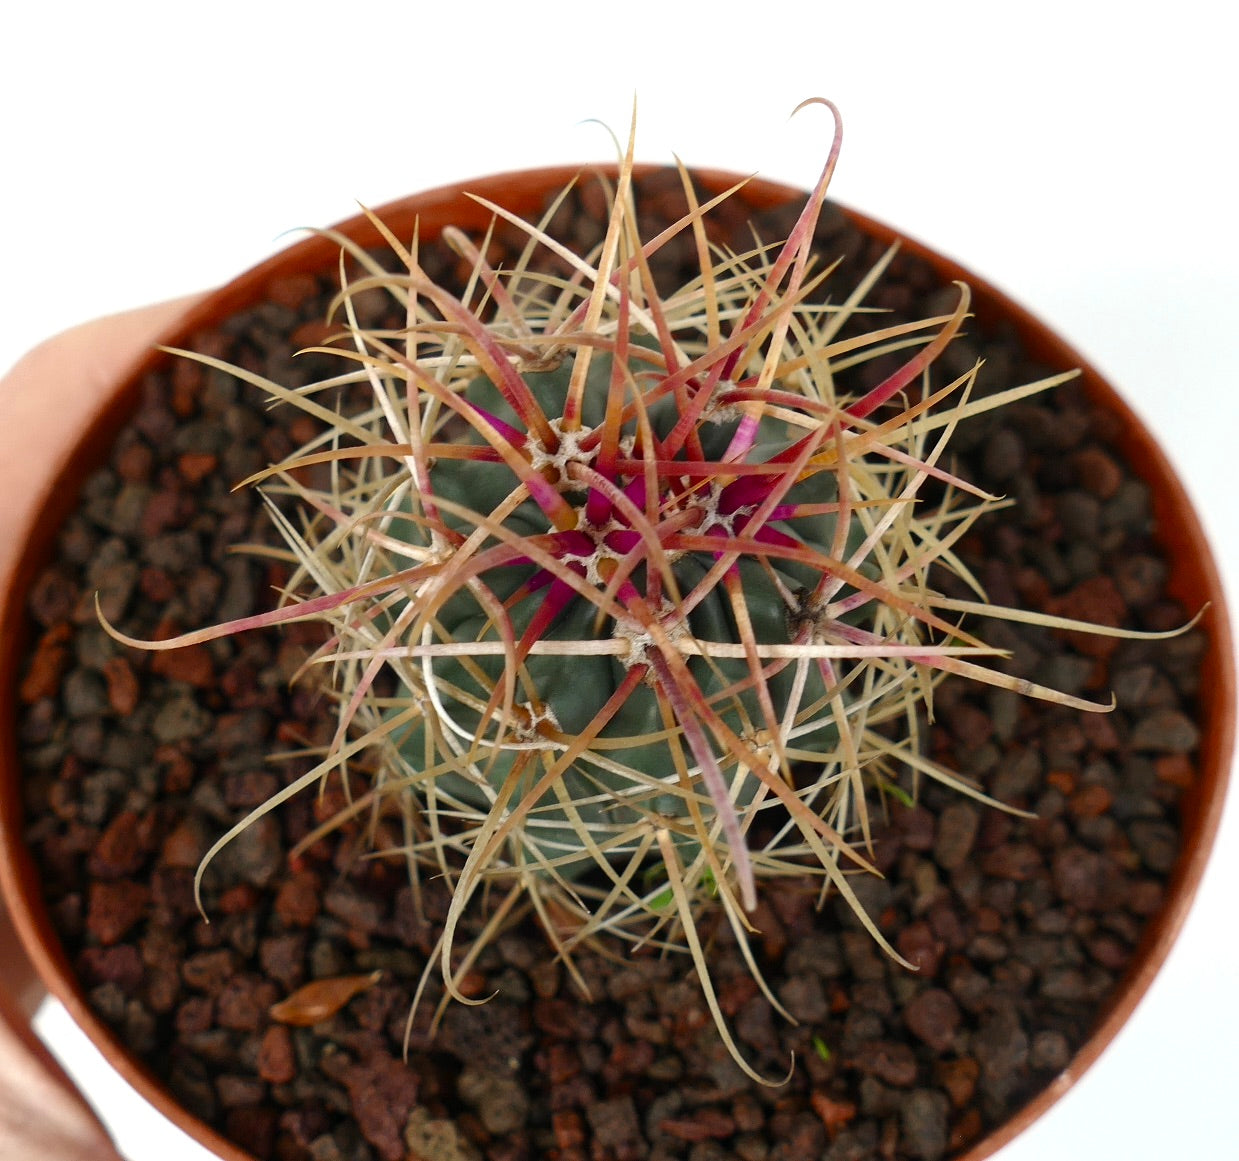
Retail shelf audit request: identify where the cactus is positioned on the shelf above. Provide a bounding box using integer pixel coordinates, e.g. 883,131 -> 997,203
105,100 -> 1160,1078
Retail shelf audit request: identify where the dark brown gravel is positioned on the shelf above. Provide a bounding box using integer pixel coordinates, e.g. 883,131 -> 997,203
15,170 -> 1206,1161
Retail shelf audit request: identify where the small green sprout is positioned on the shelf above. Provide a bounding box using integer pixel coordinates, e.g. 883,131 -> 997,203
876,779 -> 916,810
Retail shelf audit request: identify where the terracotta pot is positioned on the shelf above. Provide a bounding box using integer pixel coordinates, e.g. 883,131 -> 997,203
0,165 -> 1233,1161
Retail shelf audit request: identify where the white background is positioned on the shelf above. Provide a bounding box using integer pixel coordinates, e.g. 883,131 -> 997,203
2,3 -> 1235,1159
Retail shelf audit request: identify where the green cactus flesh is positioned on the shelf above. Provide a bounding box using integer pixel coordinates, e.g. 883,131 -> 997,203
391,349 -> 860,874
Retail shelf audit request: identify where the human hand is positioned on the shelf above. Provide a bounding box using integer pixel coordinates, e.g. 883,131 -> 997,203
0,296 -> 204,583
0,901 -> 124,1160
0,296 -> 205,1161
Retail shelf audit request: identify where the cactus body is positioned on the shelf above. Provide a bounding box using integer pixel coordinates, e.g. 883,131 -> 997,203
394,350 -> 845,871
108,107 -> 1123,1079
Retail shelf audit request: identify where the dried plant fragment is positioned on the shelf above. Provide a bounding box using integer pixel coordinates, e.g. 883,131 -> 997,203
269,971 -> 384,1027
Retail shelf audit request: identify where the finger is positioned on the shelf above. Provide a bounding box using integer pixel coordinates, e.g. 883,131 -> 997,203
0,918 -> 123,1158
0,297 -> 207,1159
0,293 -> 207,595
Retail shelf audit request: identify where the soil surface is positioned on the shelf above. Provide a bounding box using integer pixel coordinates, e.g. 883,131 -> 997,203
15,172 -> 1206,1161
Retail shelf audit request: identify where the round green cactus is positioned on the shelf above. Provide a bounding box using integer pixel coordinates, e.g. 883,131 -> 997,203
391,349 -> 848,873
105,100 -> 1133,1079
